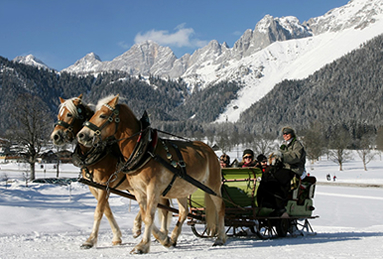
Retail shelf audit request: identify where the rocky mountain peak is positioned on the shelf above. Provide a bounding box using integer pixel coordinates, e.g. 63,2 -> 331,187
305,0 -> 383,34
13,54 -> 50,69
62,52 -> 102,73
232,15 -> 312,58
107,40 -> 178,76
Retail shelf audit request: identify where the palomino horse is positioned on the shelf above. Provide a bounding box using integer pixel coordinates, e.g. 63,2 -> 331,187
77,95 -> 226,254
50,95 -> 147,248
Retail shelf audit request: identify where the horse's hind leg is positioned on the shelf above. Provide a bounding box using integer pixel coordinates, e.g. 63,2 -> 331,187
206,193 -> 227,246
168,197 -> 188,247
158,198 -> 171,236
132,211 -> 142,238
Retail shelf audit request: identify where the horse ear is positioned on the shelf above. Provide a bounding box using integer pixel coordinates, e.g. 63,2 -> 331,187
78,94 -> 83,100
59,97 -> 65,104
109,94 -> 119,107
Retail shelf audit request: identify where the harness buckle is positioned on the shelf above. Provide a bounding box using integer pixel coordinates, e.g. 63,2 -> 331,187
178,160 -> 186,168
171,161 -> 177,168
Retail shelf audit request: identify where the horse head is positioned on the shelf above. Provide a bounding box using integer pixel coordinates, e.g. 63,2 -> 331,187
77,94 -> 140,149
51,94 -> 94,146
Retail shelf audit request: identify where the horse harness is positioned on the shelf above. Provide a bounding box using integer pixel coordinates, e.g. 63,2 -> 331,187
81,105 -> 219,197
72,141 -> 127,189
55,101 -> 91,138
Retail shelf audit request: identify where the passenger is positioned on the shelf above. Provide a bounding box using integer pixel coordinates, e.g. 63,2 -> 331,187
237,149 -> 256,167
256,154 -> 269,173
219,154 -> 231,168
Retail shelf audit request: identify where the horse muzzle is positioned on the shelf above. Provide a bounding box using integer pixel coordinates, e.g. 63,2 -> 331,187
77,131 -> 94,148
51,130 -> 66,146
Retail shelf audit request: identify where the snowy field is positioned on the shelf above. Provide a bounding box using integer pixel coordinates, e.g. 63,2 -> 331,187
1,151 -> 383,258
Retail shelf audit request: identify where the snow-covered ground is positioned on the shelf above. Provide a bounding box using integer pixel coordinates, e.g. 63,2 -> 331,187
1,151 -> 383,258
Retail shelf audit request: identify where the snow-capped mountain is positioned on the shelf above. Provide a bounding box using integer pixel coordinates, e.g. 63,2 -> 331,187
63,52 -> 102,72
13,54 -> 50,69
60,0 -> 383,122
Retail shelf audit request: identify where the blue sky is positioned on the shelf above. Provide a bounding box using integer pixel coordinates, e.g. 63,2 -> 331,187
0,0 -> 349,71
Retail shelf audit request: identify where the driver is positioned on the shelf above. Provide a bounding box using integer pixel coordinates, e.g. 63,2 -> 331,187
278,126 -> 306,177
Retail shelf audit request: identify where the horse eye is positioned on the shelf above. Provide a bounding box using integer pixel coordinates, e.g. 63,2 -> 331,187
67,113 -> 73,118
100,114 -> 107,119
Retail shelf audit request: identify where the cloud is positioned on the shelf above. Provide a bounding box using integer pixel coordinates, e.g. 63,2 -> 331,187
134,24 -> 207,48
118,41 -> 130,49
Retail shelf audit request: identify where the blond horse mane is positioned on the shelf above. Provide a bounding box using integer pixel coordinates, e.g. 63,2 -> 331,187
95,95 -> 120,111
59,96 -> 94,118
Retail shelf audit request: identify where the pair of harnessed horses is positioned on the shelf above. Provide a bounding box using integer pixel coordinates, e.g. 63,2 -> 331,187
51,94 -> 226,254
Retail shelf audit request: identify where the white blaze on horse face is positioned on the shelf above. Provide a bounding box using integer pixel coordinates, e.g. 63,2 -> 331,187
59,107 -> 65,117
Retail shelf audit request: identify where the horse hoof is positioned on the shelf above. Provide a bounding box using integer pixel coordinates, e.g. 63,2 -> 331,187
80,244 -> 93,249
212,240 -> 225,246
130,248 -> 145,254
112,240 -> 122,246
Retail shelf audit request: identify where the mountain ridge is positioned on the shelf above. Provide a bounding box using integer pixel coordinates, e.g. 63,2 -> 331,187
13,0 -> 383,124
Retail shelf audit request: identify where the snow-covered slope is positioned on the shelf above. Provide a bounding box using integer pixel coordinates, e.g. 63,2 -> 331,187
215,18 -> 383,122
60,0 -> 383,122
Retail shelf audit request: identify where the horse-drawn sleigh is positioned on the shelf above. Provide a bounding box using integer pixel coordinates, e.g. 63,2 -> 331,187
51,94 -> 317,254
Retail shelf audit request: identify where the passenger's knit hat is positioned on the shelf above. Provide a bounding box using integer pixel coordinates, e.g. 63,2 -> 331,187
257,154 -> 267,162
242,149 -> 254,158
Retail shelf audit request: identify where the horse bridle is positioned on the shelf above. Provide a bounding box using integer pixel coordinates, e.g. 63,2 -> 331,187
82,104 -> 120,144
55,102 -> 89,137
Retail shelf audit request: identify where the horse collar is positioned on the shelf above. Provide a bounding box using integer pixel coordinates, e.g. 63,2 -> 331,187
120,127 -> 158,174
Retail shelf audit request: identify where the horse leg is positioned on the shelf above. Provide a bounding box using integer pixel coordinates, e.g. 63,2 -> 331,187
131,190 -> 172,253
81,187 -> 106,248
103,201 -> 122,245
158,198 -> 171,236
130,193 -> 153,254
132,212 -> 142,238
168,197 -> 188,247
205,193 -> 227,246
150,198 -> 173,247
131,200 -> 168,240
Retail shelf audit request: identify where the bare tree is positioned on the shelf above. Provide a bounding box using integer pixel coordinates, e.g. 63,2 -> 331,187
328,128 -> 352,171
5,93 -> 53,181
217,132 -> 230,154
302,121 -> 327,167
251,133 -> 277,158
356,134 -> 376,171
